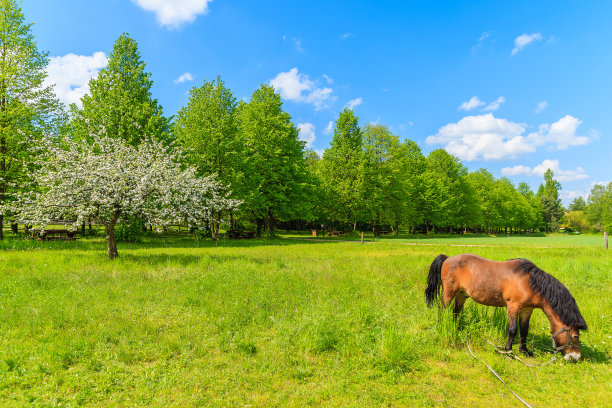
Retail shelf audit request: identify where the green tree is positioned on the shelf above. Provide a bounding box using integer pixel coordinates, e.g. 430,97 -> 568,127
424,149 -> 480,232
173,76 -> 242,238
360,124 -> 400,234
467,169 -> 502,233
0,0 -> 64,239
238,84 -> 312,236
517,182 -> 542,232
319,109 -> 363,229
586,183 -> 612,232
536,169 -> 564,232
397,139 -> 427,234
566,211 -> 589,232
303,149 -> 324,226
70,33 -> 169,146
568,196 -> 587,212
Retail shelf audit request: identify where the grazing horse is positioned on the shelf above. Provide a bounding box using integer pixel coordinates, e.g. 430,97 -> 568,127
425,254 -> 587,361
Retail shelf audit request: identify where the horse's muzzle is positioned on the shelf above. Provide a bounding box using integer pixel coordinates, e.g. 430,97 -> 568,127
563,351 -> 581,361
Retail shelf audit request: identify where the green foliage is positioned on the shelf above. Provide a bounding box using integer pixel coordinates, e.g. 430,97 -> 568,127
115,216 -> 146,242
237,84 -> 313,235
423,149 -> 481,231
319,109 -> 363,225
566,210 -> 589,232
537,169 -> 564,232
360,124 -> 403,230
0,0 -> 65,239
568,196 -> 587,212
586,182 -> 612,232
173,75 -> 243,239
174,75 -> 241,184
70,33 -> 169,146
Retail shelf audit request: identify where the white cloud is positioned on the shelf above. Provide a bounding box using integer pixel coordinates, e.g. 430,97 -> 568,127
427,113 -> 596,161
483,96 -> 506,112
323,121 -> 333,135
472,31 -> 493,53
512,32 -> 543,56
535,101 -> 548,114
426,113 -> 534,161
322,74 -> 333,85
44,52 -> 108,108
562,190 -> 587,202
459,96 -> 485,111
345,97 -> 362,110
591,180 -> 610,187
174,72 -> 194,84
297,122 -> 316,148
501,159 -> 588,182
131,0 -> 212,29
340,33 -> 353,40
526,115 -> 590,150
293,38 -> 303,52
269,68 -> 334,110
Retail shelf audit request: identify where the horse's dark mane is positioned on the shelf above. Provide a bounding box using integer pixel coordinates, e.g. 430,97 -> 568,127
513,259 -> 587,330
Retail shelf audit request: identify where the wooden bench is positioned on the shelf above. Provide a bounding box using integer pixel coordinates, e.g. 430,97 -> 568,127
329,230 -> 346,237
30,229 -> 80,241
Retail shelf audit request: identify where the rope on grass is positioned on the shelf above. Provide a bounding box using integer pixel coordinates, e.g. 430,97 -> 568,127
466,336 -> 535,408
486,340 -> 557,367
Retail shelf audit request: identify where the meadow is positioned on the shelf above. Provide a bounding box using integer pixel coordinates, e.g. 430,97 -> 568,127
0,232 -> 610,407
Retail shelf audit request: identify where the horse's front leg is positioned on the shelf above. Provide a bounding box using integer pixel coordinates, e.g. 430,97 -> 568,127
518,308 -> 534,356
504,304 -> 520,352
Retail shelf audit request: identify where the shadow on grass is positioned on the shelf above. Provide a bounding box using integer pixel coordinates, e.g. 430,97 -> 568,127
382,232 -> 547,240
0,234 -> 346,255
528,333 -> 610,364
117,252 -> 269,267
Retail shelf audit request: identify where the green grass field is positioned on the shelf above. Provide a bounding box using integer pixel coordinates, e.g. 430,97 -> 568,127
0,233 -> 610,407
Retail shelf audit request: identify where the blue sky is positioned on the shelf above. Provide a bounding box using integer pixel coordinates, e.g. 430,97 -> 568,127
27,0 -> 611,204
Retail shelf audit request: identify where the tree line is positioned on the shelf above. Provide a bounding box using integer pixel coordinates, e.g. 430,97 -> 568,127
1,0 -> 610,259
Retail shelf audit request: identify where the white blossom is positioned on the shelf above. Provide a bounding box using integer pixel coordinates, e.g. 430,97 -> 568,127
13,135 -> 240,256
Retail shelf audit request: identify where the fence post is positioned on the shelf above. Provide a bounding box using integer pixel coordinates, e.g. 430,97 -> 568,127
605,232 -> 608,250
361,231 -> 364,244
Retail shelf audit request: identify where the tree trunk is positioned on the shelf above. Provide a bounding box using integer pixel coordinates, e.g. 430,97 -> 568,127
0,214 -> 3,240
256,218 -> 263,237
266,211 -> 275,236
106,211 -> 120,260
10,221 -> 18,234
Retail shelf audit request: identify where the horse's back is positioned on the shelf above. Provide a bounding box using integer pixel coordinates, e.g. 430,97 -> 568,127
441,254 -> 532,307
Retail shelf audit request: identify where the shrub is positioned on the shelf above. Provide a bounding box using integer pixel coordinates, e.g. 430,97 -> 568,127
115,216 -> 146,243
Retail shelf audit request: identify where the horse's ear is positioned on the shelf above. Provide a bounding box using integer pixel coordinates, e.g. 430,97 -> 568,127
575,320 -> 588,331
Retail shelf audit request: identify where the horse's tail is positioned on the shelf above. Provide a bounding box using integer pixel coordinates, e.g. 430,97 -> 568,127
425,254 -> 448,307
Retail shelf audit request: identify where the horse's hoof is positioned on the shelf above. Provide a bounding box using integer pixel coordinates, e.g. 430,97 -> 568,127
520,347 -> 533,357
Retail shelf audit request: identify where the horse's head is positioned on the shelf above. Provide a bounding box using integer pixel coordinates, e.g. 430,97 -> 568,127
552,322 -> 586,361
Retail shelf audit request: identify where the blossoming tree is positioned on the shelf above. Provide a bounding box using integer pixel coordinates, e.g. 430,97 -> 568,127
15,135 -> 240,259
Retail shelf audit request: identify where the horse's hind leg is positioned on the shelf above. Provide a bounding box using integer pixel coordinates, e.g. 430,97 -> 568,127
441,282 -> 460,308
453,293 -> 467,319
518,308 -> 534,356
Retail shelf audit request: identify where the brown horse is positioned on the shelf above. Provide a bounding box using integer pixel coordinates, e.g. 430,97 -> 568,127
425,254 -> 587,361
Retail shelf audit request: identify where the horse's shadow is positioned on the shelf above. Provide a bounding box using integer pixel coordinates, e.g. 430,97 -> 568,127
528,333 -> 610,363
452,308 -> 609,364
